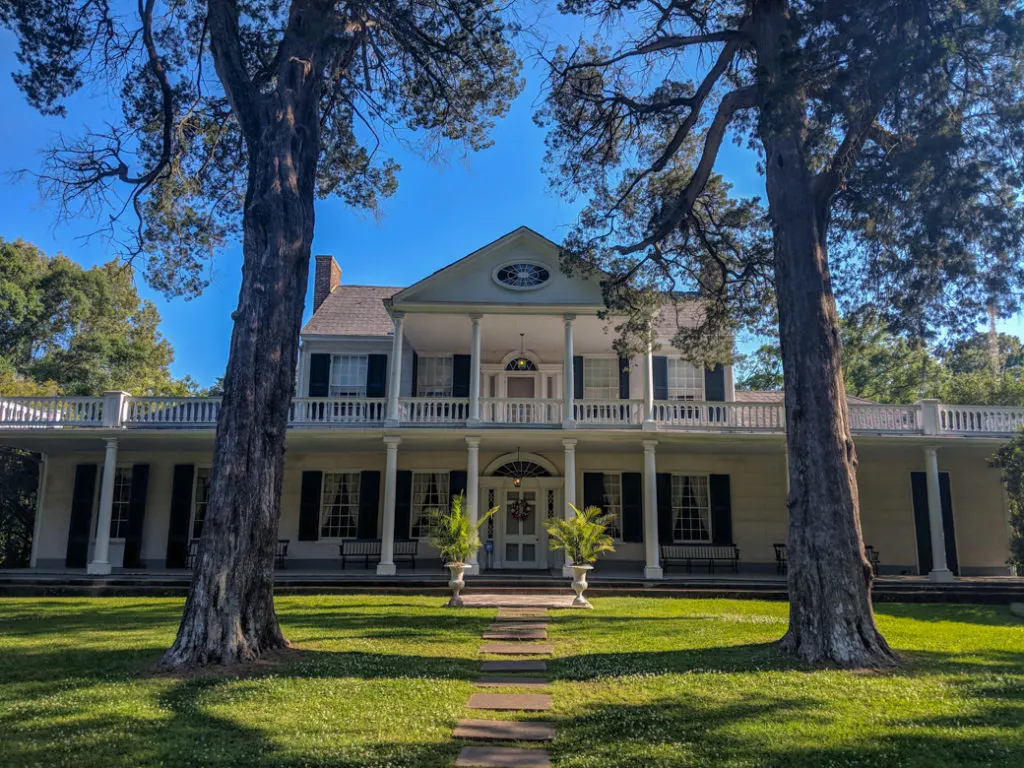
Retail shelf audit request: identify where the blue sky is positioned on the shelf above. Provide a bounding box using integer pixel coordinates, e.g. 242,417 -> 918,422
0,21 -> 1013,387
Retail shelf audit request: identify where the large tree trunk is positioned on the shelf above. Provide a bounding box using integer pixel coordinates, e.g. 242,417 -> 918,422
754,0 -> 897,668
161,62 -> 322,667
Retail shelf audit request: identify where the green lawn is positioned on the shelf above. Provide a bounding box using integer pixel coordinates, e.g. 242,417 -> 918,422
0,596 -> 1021,767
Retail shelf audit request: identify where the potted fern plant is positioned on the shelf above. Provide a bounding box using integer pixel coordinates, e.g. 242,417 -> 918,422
426,493 -> 498,607
544,504 -> 616,608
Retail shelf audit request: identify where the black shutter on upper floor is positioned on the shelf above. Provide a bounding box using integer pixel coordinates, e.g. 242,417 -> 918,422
122,464 -> 150,568
165,464 -> 194,568
357,471 -> 381,539
298,471 -> 323,541
582,472 -> 605,511
308,354 -> 331,397
573,356 -> 584,400
65,464 -> 97,568
395,470 -> 413,540
452,355 -> 471,398
366,354 -> 388,398
621,472 -> 643,542
652,357 -> 668,401
709,474 -> 733,544
410,353 -> 419,397
619,357 -> 630,400
704,364 -> 726,401
656,473 -> 673,544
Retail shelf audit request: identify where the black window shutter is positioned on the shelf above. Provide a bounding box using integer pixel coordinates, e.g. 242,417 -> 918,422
910,472 -> 933,573
366,354 -> 388,398
582,472 -> 605,511
452,355 -> 471,398
705,364 -> 726,401
573,356 -> 584,400
656,473 -> 673,543
653,356 -> 668,401
619,357 -> 630,400
165,464 -> 194,568
709,474 -> 733,544
357,471 -> 381,539
410,353 -> 419,397
621,472 -> 643,542
395,470 -> 413,539
65,464 -> 97,568
122,464 -> 150,568
299,471 -> 323,541
938,473 -> 959,576
308,353 -> 331,397
449,470 -> 468,505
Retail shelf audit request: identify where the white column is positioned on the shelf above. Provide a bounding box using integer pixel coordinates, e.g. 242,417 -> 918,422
469,314 -> 482,423
87,438 -> 119,575
377,436 -> 402,575
30,453 -> 48,568
642,440 -> 663,579
642,345 -> 655,428
563,315 -> 576,427
465,437 -> 481,574
561,438 -> 577,576
386,313 -> 405,424
924,446 -> 954,582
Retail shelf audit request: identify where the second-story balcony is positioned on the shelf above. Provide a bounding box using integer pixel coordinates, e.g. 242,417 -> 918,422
3,393 -> 1024,439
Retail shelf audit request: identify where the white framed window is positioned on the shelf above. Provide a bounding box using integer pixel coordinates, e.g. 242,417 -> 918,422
671,474 -> 711,542
109,467 -> 133,539
330,354 -> 368,396
417,356 -> 454,397
583,358 -> 619,401
667,358 -> 703,400
191,467 -> 212,539
410,472 -> 450,539
320,472 -> 361,539
600,473 -> 623,540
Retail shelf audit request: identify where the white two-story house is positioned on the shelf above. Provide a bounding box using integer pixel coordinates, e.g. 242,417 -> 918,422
1,227 -> 1017,579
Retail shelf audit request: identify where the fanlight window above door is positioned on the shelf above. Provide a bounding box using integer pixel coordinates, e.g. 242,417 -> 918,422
494,262 -> 550,290
493,461 -> 551,479
505,358 -> 538,371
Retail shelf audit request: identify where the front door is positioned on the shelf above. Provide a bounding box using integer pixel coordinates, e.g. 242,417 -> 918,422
502,489 -> 544,568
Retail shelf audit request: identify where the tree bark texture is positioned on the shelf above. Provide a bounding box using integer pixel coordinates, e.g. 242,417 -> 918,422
753,0 -> 897,668
161,7 -> 327,667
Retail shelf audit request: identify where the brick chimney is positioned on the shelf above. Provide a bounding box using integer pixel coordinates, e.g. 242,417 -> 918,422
313,254 -> 341,311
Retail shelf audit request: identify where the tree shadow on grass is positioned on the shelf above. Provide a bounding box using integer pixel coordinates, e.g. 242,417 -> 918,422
874,603 -> 1024,628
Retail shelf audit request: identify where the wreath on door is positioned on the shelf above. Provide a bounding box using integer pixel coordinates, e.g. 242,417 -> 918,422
509,497 -> 533,521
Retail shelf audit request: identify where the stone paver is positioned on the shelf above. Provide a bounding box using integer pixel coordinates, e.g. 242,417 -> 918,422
453,720 -> 556,742
474,676 -> 550,688
480,660 -> 548,672
496,608 -> 550,618
488,622 -> 549,631
463,594 -> 571,608
467,693 -> 553,711
482,629 -> 548,641
481,642 -> 553,655
455,746 -> 552,768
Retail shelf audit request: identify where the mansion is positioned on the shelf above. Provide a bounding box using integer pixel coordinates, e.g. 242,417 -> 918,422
0,227 -> 1019,579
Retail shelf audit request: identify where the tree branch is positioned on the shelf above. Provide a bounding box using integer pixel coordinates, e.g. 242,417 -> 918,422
206,0 -> 261,143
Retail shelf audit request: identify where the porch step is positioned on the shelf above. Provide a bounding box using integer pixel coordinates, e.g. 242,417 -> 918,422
453,720 -> 555,742
467,693 -> 553,711
455,746 -> 552,767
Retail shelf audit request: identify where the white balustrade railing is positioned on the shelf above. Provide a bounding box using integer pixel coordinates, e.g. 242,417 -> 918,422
481,398 -> 562,425
0,396 -> 104,427
848,404 -> 919,433
290,397 -> 386,425
126,397 -> 221,426
400,397 -> 470,424
575,400 -> 644,426
938,404 -> 1024,435
651,401 -> 786,431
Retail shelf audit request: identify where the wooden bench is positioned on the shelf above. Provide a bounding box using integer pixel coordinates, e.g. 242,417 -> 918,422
660,544 -> 740,573
188,538 -> 289,569
773,543 -> 881,576
339,539 -> 420,569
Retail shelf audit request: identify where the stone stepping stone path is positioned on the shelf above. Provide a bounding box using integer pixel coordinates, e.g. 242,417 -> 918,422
455,746 -> 552,768
453,607 -> 559,767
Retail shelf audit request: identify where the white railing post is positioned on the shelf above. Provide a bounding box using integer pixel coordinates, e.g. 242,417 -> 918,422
642,440 -> 662,579
87,438 -> 119,575
563,314 -> 576,428
102,391 -> 129,428
386,313 -> 405,424
469,314 -> 482,424
918,399 -> 940,436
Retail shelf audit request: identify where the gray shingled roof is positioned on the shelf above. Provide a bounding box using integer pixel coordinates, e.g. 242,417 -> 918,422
654,294 -> 702,340
734,390 -> 878,405
302,285 -> 401,337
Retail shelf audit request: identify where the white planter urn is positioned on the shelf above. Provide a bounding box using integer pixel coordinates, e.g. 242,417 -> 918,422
570,564 -> 594,609
446,562 -> 467,607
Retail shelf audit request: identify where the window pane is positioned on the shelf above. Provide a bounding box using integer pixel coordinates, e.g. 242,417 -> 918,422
410,472 -> 450,538
583,358 -> 618,401
601,473 -> 622,539
109,468 -> 133,539
320,472 -> 361,539
666,359 -> 703,400
417,357 -> 454,397
671,475 -> 711,542
330,355 -> 368,396
191,468 -> 211,539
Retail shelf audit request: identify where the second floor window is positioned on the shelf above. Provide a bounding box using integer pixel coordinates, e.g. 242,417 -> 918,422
109,468 -> 133,539
410,472 -> 449,538
331,355 -> 368,397
417,356 -> 453,397
320,472 -> 360,539
584,358 -> 618,400
667,359 -> 703,400
191,468 -> 211,539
